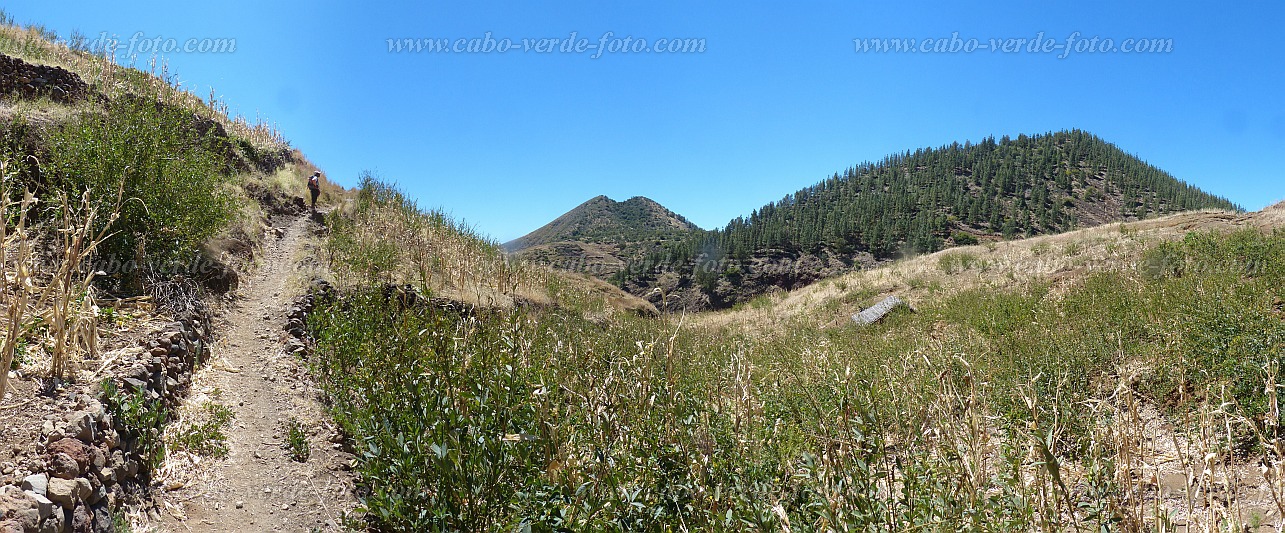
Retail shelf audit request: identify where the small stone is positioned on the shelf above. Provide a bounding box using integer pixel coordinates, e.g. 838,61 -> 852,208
47,453 -> 79,480
263,487 -> 272,494
72,503 -> 91,531
46,478 -> 78,508
21,473 -> 48,496
96,467 -> 117,487
122,377 -> 147,392
235,501 -> 244,509
15,508 -> 41,532
47,439 -> 90,472
43,505 -> 67,532
85,483 -> 106,506
25,491 -> 53,520
68,412 -> 94,442
102,429 -> 118,449
89,446 -> 106,470
74,478 -> 92,501
281,504 -> 289,510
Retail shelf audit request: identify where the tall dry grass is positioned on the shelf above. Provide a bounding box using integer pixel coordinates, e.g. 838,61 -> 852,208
0,158 -> 123,399
34,187 -> 121,379
324,175 -> 547,308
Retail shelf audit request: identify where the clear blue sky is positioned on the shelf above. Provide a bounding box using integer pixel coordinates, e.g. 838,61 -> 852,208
6,1 -> 1282,241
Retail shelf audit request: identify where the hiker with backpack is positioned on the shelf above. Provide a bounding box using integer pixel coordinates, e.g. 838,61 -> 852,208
308,171 -> 321,211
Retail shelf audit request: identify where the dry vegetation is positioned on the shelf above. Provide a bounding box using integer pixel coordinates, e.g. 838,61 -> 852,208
703,207 -> 1273,332
0,162 -> 125,400
310,188 -> 1285,531
323,174 -> 655,315
0,18 -> 283,147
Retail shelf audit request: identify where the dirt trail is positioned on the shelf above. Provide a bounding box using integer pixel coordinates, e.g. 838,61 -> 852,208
148,213 -> 356,532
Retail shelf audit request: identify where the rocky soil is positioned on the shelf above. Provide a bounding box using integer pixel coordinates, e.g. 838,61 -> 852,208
0,212 -> 355,532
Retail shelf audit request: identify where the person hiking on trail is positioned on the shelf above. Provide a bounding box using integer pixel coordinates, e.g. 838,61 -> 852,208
307,171 -> 321,211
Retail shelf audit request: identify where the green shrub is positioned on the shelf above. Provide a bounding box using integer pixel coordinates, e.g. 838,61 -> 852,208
101,379 -> 168,472
306,221 -> 1285,530
951,231 -> 978,246
284,418 -> 310,462
43,94 -> 236,290
938,252 -> 979,274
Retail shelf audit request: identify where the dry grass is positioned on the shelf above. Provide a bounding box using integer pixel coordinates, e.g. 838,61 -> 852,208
37,188 -> 120,379
0,22 -> 286,148
0,171 -> 37,400
0,162 -> 123,399
698,207 -> 1273,333
324,179 -> 655,315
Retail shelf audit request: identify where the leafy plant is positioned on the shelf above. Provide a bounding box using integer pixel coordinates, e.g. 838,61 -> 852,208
42,91 -> 236,293
101,379 -> 168,472
284,418 -> 310,463
171,402 -> 234,458
313,181 -> 1285,531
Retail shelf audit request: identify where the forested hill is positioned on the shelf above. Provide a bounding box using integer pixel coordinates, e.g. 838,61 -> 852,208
617,129 -> 1241,311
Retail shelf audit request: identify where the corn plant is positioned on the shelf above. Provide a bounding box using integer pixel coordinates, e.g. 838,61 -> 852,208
0,166 -> 37,400
34,187 -> 121,379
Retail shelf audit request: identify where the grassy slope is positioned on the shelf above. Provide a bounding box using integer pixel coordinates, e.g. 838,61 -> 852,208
313,171 -> 1285,530
0,21 -> 347,259
703,206 -> 1281,331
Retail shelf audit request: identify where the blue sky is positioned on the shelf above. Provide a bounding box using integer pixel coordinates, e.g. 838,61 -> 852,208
5,1 -> 1282,241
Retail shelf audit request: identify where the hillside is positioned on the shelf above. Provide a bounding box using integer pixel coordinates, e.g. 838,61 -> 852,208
0,18 -> 659,533
310,187 -> 1285,530
504,195 -> 699,277
615,129 -> 1241,311
700,202 -> 1285,331
7,12 -> 1285,533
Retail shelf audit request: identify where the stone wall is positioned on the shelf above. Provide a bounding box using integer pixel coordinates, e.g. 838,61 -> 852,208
0,53 -> 88,103
0,317 -> 210,533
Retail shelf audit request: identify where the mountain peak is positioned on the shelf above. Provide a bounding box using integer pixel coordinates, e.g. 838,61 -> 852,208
504,195 -> 699,256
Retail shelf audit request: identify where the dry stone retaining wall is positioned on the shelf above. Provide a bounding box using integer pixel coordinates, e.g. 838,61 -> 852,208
0,316 -> 210,533
0,53 -> 88,103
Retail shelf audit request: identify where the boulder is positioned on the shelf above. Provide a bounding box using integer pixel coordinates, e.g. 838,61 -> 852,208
852,296 -> 910,326
47,439 -> 91,473
21,473 -> 48,496
47,453 -> 80,480
45,477 -> 81,509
